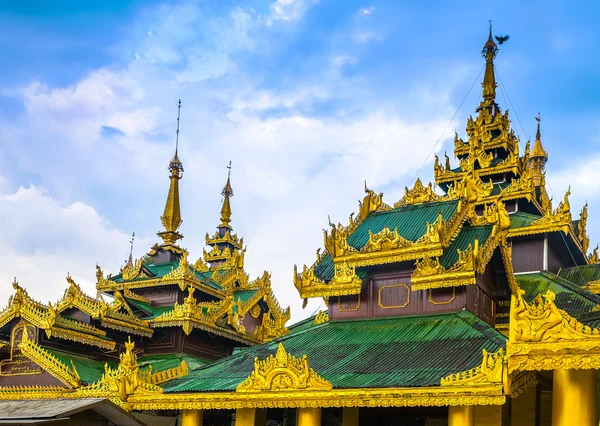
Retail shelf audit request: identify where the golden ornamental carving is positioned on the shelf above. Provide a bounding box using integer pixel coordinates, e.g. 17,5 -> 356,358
468,200 -> 510,233
358,183 -> 391,220
578,203 -> 590,253
394,178 -> 444,207
324,221 -> 353,258
450,170 -> 494,204
314,311 -> 329,325
440,349 -> 504,386
411,241 -> 479,291
362,227 -> 412,252
193,257 -> 209,272
589,245 -> 600,264
507,289 -> 600,372
329,262 -> 362,288
78,337 -> 162,402
121,258 -> 143,280
206,229 -> 243,250
500,167 -> 534,198
236,343 -> 332,392
19,331 -> 81,388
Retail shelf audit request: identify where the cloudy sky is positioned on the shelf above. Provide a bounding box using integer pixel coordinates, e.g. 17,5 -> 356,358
0,0 -> 598,322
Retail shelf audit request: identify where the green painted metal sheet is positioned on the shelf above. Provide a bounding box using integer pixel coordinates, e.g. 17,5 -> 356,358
163,311 -> 506,393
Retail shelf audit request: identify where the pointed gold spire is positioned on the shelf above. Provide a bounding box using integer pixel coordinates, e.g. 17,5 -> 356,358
158,100 -> 184,248
478,21 -> 499,112
531,113 -> 548,159
219,161 -> 234,229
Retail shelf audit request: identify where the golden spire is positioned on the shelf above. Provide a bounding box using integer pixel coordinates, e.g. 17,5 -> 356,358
158,100 -> 184,247
219,161 -> 234,229
531,113 -> 548,159
478,21 -> 499,112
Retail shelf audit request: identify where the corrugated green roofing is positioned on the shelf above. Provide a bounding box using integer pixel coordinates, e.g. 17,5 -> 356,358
287,311 -> 326,335
233,290 -> 258,304
48,349 -> 113,385
348,200 -> 459,249
313,201 -> 459,282
111,258 -> 223,291
142,305 -> 174,320
126,298 -> 153,316
163,311 -> 506,393
138,353 -> 210,372
516,272 -> 600,317
558,265 -> 600,286
439,225 -> 492,267
509,212 -> 541,229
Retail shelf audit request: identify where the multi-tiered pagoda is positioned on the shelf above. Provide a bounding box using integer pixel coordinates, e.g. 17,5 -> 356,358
1,27 -> 599,426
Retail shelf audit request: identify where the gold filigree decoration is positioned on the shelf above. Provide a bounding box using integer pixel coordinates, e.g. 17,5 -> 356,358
394,178 -> 445,207
362,227 -> 412,252
578,203 -> 590,253
121,258 -> 143,280
358,183 -> 391,220
589,245 -> 600,264
440,349 -> 504,386
446,170 -> 494,204
19,331 -> 80,388
314,311 -> 328,325
293,261 -> 362,299
236,343 -> 332,392
411,241 -> 479,291
507,289 -> 600,372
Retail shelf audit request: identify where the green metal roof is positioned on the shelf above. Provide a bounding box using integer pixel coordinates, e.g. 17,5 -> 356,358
439,225 -> 492,267
349,200 -> 460,249
509,212 -> 541,229
138,353 -> 210,372
163,311 -> 506,393
558,264 -> 600,286
48,349 -> 114,385
516,272 -> 600,317
313,200 -> 460,282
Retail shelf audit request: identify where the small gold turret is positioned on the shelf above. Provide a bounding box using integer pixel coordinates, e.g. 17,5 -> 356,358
219,161 -> 234,229
529,113 -> 549,188
157,100 -> 184,249
478,21 -> 499,114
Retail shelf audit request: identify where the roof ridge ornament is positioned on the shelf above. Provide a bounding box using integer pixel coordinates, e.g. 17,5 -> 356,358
478,21 -> 499,114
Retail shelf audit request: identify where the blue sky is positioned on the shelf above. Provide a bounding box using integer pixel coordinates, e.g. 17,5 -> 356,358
0,0 -> 599,319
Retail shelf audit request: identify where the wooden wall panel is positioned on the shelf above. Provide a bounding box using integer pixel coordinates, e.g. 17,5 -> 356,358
372,273 -> 417,318
511,238 -> 544,273
423,287 -> 466,314
137,287 -> 181,307
329,283 -> 370,320
183,331 -> 232,359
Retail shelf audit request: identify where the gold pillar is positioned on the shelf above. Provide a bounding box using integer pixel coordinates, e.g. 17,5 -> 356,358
181,409 -> 203,426
448,405 -> 474,426
236,408 -> 256,426
342,407 -> 359,426
297,407 -> 322,426
552,369 -> 596,426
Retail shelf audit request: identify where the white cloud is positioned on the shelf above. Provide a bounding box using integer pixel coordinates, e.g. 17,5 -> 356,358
360,7 -> 375,15
0,184 -> 152,305
0,0 -> 462,322
266,0 -> 317,25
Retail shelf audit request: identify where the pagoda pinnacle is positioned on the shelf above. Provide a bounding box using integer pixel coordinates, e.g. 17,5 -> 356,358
478,21 -> 499,113
158,100 -> 184,247
219,161 -> 234,229
531,113 -> 548,160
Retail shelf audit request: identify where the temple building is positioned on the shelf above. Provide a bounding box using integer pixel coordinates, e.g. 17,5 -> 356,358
1,27 -> 600,426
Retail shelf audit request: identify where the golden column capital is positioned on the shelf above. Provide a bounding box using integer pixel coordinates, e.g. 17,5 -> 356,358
297,407 -> 322,426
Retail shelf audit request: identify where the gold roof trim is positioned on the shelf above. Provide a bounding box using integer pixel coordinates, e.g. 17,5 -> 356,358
440,348 -> 504,387
236,343 -> 332,392
507,289 -> 600,373
19,331 -> 80,388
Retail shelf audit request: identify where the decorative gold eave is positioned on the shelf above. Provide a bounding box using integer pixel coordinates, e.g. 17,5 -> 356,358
294,262 -> 363,299
507,290 -> 600,373
129,384 -> 505,411
435,162 -> 520,185
19,332 -> 81,388
236,343 -> 332,392
335,242 -> 444,269
411,243 -> 478,291
48,327 -> 116,351
440,349 -> 504,388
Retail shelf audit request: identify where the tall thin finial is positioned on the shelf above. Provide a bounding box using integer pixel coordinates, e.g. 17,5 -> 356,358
128,231 -> 135,264
227,160 -> 232,180
175,99 -> 182,155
